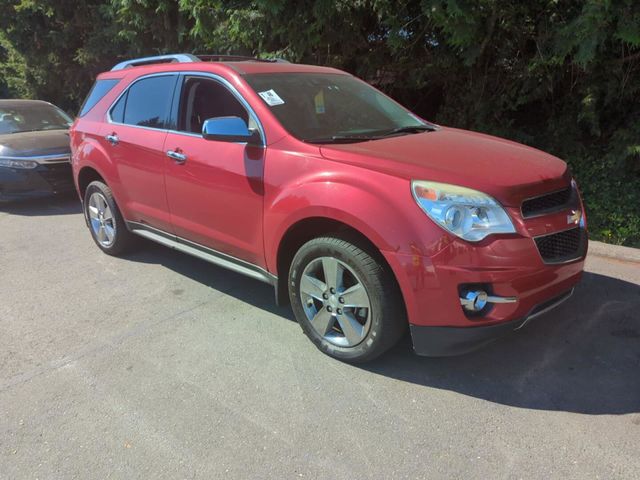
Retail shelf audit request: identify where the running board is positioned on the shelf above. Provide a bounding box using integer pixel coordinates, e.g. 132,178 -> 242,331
127,222 -> 277,286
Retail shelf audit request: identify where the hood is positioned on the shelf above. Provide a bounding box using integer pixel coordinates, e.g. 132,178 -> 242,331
0,129 -> 71,157
319,127 -> 570,206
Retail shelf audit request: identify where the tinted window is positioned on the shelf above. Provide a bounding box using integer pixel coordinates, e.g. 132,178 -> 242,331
123,75 -> 177,129
177,76 -> 254,134
79,79 -> 119,117
244,73 -> 430,142
110,92 -> 127,123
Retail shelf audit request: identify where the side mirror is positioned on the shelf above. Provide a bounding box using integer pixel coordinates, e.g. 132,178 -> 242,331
202,116 -> 262,145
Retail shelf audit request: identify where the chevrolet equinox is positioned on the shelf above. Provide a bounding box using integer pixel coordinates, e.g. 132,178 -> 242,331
70,54 -> 587,363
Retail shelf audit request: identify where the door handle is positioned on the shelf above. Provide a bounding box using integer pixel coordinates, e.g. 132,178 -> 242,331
105,133 -> 119,146
167,150 -> 187,164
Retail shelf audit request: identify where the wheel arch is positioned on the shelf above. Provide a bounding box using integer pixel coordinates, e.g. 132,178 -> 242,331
274,216 -> 404,310
72,131 -> 122,206
77,166 -> 106,199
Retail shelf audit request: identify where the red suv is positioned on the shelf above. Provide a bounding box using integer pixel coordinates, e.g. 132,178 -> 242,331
70,54 -> 587,362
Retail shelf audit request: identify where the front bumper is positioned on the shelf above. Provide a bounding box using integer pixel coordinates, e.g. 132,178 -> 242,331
382,228 -> 586,356
0,162 -> 74,201
409,288 -> 574,356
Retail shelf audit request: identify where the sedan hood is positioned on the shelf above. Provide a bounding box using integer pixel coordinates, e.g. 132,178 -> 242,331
0,129 -> 71,157
319,127 -> 570,206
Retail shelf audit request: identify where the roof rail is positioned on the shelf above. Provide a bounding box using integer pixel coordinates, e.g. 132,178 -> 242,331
111,54 -> 199,71
110,53 -> 290,71
197,54 -> 289,63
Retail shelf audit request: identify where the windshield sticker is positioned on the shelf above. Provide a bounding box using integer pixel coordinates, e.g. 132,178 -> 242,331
314,90 -> 325,114
258,89 -> 285,106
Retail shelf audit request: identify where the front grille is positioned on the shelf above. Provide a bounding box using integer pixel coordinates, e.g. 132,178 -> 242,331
38,163 -> 74,192
522,187 -> 572,218
534,227 -> 585,263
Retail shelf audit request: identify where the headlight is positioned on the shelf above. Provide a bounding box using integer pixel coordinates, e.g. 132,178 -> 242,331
411,180 -> 515,242
0,157 -> 39,169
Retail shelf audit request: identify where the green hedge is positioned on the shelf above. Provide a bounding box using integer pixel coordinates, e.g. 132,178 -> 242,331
1,0 -> 638,246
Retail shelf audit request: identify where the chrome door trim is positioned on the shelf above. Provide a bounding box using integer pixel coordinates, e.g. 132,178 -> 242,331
126,221 -> 276,286
106,72 -> 179,132
172,71 -> 266,146
106,71 -> 266,146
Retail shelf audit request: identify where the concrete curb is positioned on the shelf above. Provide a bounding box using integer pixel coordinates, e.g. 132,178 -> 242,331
588,240 -> 640,263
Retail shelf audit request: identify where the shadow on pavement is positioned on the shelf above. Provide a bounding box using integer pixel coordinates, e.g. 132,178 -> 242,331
363,271 -> 640,415
0,192 -> 81,216
126,242 -> 294,320
127,240 -> 640,415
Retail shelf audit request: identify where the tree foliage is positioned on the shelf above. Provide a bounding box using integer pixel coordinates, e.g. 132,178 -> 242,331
1,0 -> 639,245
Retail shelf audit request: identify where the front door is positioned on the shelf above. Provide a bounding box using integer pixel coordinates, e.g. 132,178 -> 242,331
163,75 -> 266,267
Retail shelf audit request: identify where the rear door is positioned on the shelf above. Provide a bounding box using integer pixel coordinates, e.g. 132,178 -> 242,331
102,74 -> 178,232
163,74 -> 266,267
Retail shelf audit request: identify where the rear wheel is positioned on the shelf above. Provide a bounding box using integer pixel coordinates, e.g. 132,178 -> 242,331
289,236 -> 405,363
84,180 -> 136,255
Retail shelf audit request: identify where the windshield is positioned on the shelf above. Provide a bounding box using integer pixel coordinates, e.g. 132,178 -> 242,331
0,103 -> 72,135
244,73 -> 432,143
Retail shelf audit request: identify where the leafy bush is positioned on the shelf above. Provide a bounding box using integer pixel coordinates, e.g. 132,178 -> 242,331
0,0 -> 638,246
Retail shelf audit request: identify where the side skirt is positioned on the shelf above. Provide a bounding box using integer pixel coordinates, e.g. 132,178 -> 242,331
126,221 -> 277,287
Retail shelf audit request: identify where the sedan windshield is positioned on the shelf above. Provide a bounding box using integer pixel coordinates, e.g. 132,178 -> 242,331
0,103 -> 72,135
244,73 -> 433,143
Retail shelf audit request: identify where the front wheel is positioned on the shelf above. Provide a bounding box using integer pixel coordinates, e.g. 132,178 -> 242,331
288,236 -> 406,363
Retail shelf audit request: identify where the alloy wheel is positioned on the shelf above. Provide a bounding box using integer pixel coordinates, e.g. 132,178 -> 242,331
299,256 -> 372,347
87,192 -> 116,247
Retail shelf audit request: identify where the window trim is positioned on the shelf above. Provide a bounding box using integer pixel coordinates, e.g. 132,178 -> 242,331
106,71 -> 265,146
107,73 -> 178,131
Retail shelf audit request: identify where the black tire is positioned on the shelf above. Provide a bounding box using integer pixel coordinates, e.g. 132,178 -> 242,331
83,180 -> 136,256
289,236 -> 406,363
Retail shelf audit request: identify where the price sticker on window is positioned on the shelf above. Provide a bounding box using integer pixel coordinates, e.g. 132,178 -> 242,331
258,89 -> 285,106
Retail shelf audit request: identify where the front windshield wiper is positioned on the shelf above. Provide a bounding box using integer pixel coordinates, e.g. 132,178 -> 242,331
304,125 -> 436,144
377,125 -> 436,137
304,135 -> 378,144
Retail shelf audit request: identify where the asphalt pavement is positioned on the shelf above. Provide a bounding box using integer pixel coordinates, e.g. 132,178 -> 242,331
1,194 -> 639,479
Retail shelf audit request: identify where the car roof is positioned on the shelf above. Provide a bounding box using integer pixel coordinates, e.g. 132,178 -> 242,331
97,59 -> 348,80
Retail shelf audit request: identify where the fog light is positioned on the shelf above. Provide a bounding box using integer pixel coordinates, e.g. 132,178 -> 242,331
461,290 -> 488,312
460,289 -> 518,313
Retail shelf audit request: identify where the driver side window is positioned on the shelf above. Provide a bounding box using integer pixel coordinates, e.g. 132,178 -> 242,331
177,76 -> 257,135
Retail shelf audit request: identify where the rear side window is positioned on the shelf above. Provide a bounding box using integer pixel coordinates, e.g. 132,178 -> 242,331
79,79 -> 120,117
121,75 -> 177,129
110,92 -> 127,123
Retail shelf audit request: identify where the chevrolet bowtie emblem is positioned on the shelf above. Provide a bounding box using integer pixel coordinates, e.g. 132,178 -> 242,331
567,209 -> 581,225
